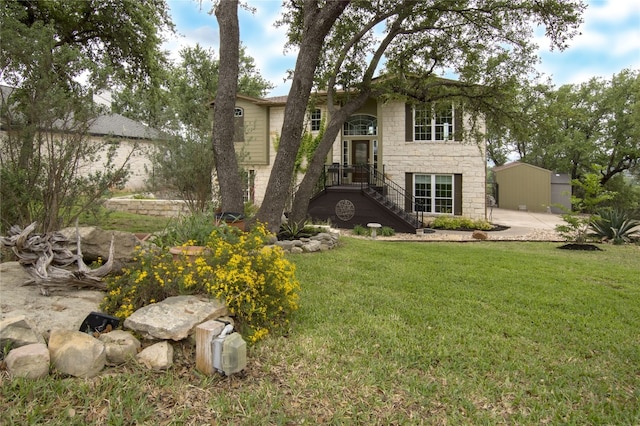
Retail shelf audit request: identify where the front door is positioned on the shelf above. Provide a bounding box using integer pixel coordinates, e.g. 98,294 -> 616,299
351,140 -> 369,183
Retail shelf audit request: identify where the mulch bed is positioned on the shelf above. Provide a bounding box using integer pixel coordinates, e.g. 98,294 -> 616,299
558,243 -> 603,251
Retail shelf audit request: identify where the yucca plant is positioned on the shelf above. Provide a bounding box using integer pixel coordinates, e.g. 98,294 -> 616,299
590,208 -> 640,244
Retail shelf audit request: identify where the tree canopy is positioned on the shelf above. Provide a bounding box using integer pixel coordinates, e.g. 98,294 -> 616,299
487,69 -> 640,186
245,0 -> 585,229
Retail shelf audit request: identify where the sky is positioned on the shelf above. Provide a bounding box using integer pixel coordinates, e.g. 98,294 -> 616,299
164,0 -> 640,98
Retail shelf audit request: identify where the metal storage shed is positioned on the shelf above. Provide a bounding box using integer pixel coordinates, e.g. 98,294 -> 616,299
493,162 -> 571,213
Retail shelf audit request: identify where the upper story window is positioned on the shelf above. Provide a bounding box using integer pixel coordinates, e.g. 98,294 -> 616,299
413,103 -> 454,141
310,108 -> 321,131
234,107 -> 244,142
343,114 -> 377,136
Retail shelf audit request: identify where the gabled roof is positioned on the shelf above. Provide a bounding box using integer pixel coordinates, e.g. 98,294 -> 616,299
88,113 -> 164,140
493,161 -> 552,174
1,84 -> 164,140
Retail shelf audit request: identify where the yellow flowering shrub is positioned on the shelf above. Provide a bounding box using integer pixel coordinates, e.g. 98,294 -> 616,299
100,223 -> 300,342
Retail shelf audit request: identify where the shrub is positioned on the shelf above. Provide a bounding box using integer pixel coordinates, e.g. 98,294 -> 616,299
352,224 -> 369,236
431,216 -> 493,231
590,208 -> 640,244
380,226 -> 395,236
278,220 -> 321,240
101,223 -> 300,343
152,210 -> 218,248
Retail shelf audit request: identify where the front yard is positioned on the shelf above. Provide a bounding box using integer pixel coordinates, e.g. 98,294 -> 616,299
1,239 -> 638,424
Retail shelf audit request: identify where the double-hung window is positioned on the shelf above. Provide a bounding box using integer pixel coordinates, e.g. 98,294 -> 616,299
310,108 -> 321,131
414,174 -> 454,213
413,103 -> 454,142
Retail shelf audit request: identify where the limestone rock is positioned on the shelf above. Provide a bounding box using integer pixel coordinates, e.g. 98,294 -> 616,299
136,341 -> 173,370
58,226 -> 141,263
48,329 -> 106,378
472,230 -> 489,240
5,343 -> 50,379
124,295 -> 228,341
98,330 -> 141,365
0,316 -> 45,349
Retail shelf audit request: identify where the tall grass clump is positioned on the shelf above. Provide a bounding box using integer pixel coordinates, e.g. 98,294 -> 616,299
100,223 -> 299,342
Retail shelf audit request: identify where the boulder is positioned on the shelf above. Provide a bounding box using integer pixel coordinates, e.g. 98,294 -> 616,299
124,295 -> 228,341
0,263 -> 104,337
0,316 -> 45,349
58,226 -> 141,262
98,330 -> 141,365
48,329 -> 106,378
472,230 -> 489,240
5,343 -> 50,379
136,341 -> 173,370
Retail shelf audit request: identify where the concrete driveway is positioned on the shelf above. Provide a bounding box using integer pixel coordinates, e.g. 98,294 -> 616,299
486,208 -> 564,239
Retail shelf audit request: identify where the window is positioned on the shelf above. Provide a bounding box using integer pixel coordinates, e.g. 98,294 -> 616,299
413,103 -> 454,141
414,174 -> 453,213
233,107 -> 244,142
310,108 -> 321,131
242,169 -> 255,203
343,114 -> 377,136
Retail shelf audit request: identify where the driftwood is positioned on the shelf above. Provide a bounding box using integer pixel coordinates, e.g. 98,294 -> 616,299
0,222 -> 115,295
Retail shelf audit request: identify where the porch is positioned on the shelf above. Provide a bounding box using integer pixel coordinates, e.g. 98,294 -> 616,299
306,164 -> 427,233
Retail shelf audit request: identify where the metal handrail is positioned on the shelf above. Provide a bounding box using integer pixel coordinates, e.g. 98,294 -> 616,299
317,164 -> 424,228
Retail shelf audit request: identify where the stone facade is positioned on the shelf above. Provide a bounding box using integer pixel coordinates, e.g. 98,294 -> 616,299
238,95 -> 487,220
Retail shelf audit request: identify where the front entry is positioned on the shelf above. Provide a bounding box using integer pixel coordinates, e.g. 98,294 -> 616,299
351,140 -> 369,183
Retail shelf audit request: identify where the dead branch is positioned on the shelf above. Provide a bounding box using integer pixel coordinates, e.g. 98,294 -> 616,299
1,222 -> 115,295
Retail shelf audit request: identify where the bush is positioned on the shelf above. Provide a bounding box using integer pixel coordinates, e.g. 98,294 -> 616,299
590,208 -> 640,244
430,216 -> 493,231
101,223 -> 300,343
352,224 -> 369,236
350,224 -> 395,237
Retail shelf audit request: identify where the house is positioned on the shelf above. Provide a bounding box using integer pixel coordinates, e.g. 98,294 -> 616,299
0,85 -> 163,191
493,162 -> 571,214
228,91 -> 487,231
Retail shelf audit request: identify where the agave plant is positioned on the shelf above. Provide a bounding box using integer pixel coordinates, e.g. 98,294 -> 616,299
590,208 -> 640,244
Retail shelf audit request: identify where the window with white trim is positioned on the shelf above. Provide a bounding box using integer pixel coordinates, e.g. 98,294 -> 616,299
234,107 -> 244,117
414,103 -> 454,141
310,108 -> 321,131
414,174 -> 453,213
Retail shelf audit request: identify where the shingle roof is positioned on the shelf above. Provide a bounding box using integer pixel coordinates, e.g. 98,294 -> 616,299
1,84 -> 164,140
88,113 -> 163,139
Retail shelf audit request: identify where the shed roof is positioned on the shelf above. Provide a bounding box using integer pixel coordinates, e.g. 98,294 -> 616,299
493,161 -> 552,174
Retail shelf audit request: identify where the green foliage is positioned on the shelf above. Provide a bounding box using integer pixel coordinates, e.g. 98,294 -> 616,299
352,224 -> 369,236
431,216 -> 493,231
0,0 -> 171,233
380,226 -> 395,236
152,210 -> 219,248
101,223 -> 299,343
277,220 -> 321,240
556,172 -> 615,244
112,45 -> 272,212
590,208 -> 640,244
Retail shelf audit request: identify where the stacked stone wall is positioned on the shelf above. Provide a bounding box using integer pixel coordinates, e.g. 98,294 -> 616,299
104,198 -> 189,218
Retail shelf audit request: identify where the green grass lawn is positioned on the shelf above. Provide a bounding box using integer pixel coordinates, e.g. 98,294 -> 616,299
1,239 -> 639,424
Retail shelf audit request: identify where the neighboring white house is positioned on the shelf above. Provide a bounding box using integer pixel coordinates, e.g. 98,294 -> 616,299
227,91 -> 487,222
0,85 -> 163,191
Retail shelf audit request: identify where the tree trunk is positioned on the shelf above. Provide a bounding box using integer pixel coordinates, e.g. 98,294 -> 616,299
212,0 -> 244,214
255,1 -> 349,233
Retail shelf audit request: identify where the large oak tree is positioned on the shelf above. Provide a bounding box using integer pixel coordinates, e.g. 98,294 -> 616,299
240,0 -> 585,231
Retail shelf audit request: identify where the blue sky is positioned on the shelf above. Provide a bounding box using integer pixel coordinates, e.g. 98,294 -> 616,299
165,0 -> 640,97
